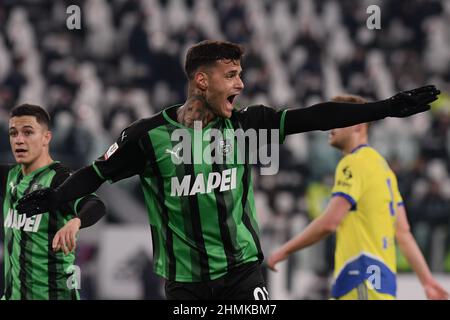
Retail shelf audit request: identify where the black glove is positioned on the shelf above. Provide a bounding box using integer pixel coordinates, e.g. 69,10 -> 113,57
17,187 -> 61,217
386,85 -> 440,118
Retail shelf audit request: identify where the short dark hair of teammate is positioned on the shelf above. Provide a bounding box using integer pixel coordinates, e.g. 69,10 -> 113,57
10,103 -> 51,128
184,40 -> 245,80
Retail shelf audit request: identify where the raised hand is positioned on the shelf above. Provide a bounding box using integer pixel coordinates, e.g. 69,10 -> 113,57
387,85 -> 440,118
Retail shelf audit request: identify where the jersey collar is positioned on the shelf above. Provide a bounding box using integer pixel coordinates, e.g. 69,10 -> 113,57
351,144 -> 369,154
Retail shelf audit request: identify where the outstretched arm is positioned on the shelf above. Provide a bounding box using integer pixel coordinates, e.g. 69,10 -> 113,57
267,196 -> 351,271
18,118 -> 150,217
395,206 -> 449,300
57,166 -> 105,204
17,165 -> 105,217
284,85 -> 439,134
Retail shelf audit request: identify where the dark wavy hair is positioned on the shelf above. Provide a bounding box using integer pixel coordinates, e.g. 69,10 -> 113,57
10,103 -> 51,128
185,40 -> 245,80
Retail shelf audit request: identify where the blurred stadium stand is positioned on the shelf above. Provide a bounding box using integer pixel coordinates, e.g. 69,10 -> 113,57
0,0 -> 449,299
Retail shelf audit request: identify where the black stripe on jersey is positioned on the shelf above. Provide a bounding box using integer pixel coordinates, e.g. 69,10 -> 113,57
210,123 -> 237,269
231,116 -> 263,262
47,163 -> 70,300
150,225 -> 160,267
4,233 -> 14,299
169,137 -> 202,281
4,169 -> 21,299
19,170 -> 46,299
241,163 -> 262,261
141,135 -> 177,280
47,209 -> 58,300
18,234 -> 29,299
183,160 -> 211,281
71,287 -> 77,300
180,120 -> 214,281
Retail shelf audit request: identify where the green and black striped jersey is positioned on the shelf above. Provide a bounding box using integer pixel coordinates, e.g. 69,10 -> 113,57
1,162 -> 82,300
93,104 -> 287,282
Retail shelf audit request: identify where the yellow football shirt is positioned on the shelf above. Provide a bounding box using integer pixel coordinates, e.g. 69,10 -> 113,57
330,145 -> 402,299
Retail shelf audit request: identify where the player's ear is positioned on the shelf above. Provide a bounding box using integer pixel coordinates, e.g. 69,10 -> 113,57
194,71 -> 208,91
43,130 -> 52,147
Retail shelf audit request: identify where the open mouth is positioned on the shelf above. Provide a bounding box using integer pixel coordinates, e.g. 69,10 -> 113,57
15,148 -> 28,155
227,94 -> 237,105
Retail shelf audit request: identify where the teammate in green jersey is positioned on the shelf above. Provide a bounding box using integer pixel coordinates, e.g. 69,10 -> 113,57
17,40 -> 440,300
0,104 -> 106,300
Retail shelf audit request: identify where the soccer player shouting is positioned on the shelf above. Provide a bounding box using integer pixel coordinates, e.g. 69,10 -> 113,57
18,41 -> 440,300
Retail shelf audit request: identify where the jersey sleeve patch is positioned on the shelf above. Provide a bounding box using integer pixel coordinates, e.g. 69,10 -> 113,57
104,142 -> 119,160
332,156 -> 362,205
